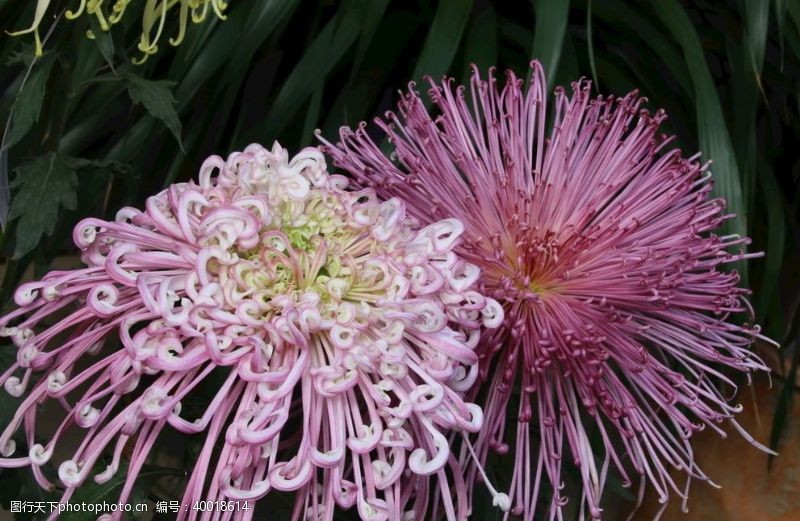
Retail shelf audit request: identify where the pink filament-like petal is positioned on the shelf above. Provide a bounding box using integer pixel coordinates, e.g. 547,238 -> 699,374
0,142 -> 503,521
321,62 -> 773,520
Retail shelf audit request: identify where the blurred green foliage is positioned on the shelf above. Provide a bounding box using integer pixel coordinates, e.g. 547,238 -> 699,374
0,0 -> 799,518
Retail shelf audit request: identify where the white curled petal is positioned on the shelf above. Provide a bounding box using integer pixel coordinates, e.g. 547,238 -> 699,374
409,384 -> 444,412
29,444 -> 52,465
58,460 -> 84,487
444,261 -> 481,292
481,298 -> 505,328
408,428 -> 449,475
346,423 -> 381,453
422,218 -> 464,252
268,458 -> 313,491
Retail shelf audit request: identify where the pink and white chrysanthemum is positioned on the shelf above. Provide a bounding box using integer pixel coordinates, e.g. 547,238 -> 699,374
0,143 -> 503,521
321,63 -> 774,519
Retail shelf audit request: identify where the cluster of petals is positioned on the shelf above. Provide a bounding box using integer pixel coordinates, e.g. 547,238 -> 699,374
0,142 -> 502,520
10,0 -> 228,59
320,62 -> 774,520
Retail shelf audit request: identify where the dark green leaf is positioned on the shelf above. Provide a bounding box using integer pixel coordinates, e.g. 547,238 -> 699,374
347,0 -> 390,83
66,157 -> 134,177
175,0 -> 300,105
121,71 -> 183,150
301,86 -> 324,148
554,31 -> 579,87
591,0 -> 693,97
220,0 -> 302,84
256,1 -> 365,140
530,0 -> 570,84
755,164 -> 786,329
3,53 -> 56,149
498,16 -> 534,52
8,152 -> 78,258
775,0 -> 787,66
731,0 -> 770,205
652,1 -> 746,242
5,44 -> 37,67
0,145 -> 9,228
462,3 -> 498,79
411,0 -> 474,83
320,9 -> 419,136
787,0 -> 800,47
745,0 -> 769,83
88,15 -> 115,70
586,0 -> 599,89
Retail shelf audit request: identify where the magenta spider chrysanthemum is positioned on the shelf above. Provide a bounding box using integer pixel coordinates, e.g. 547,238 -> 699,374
0,143 -> 504,521
320,63 -> 775,519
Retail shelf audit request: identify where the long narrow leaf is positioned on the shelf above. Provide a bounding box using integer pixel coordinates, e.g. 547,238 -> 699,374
755,160 -> 786,332
592,0 -> 693,97
530,0 -> 570,84
735,0 -> 770,205
347,0 -> 390,84
652,1 -> 747,246
586,0 -> 600,90
746,0 -> 770,85
411,0 -> 474,83
254,1 -> 366,141
462,3 -> 498,80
